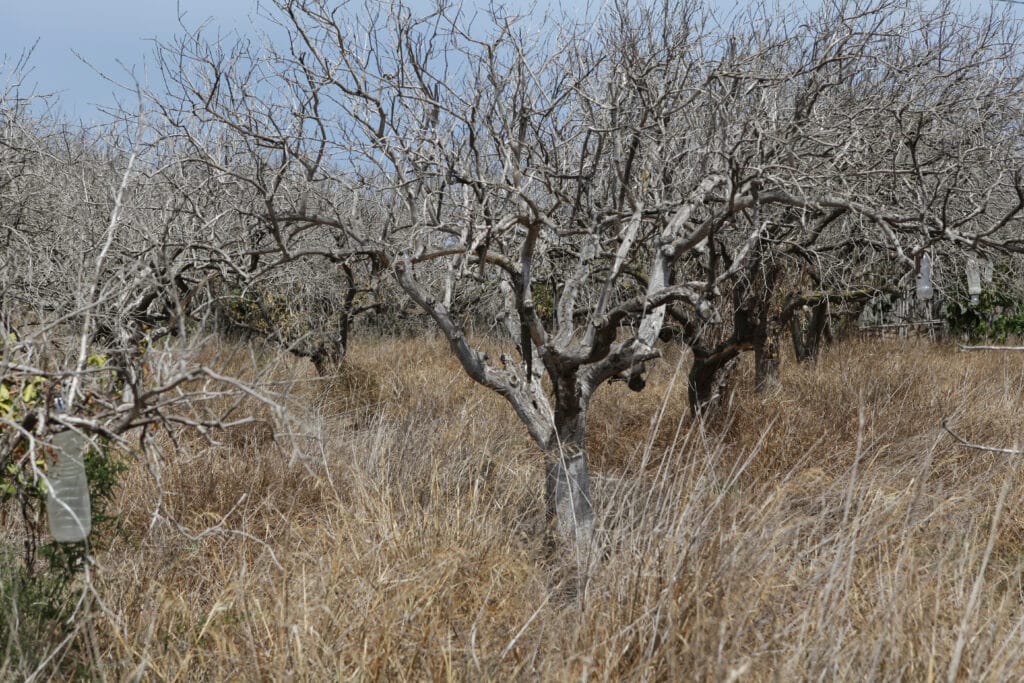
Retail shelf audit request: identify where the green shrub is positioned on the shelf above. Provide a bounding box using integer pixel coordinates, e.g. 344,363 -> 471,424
944,287 -> 1024,342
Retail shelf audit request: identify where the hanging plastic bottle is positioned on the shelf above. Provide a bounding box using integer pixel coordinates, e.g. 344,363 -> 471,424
916,252 -> 933,301
46,404 -> 91,543
966,257 -> 982,307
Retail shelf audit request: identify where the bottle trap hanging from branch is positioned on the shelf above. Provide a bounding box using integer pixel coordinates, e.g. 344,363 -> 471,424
966,257 -> 982,306
46,399 -> 91,543
916,252 -> 933,301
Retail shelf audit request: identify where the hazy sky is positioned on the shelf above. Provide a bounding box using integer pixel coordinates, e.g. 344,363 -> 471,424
2,0 -> 1020,121
1,0 -> 259,120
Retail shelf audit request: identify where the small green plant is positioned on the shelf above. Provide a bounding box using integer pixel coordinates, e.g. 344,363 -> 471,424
532,281 -> 556,325
944,287 -> 1024,342
0,545 -> 69,672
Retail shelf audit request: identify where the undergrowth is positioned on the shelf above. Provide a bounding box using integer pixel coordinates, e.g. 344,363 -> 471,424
4,334 -> 1024,680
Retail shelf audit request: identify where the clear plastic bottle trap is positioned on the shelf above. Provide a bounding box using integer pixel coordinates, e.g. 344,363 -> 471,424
916,253 -> 933,301
966,257 -> 982,307
46,404 -> 91,543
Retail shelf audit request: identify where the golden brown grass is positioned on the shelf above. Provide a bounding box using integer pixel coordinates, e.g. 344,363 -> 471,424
10,334 -> 1024,680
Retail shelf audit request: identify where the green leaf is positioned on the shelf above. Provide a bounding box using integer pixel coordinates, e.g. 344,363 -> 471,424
0,383 -> 11,418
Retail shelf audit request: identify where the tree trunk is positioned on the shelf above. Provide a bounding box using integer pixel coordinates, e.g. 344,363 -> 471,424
311,341 -> 344,376
789,300 -> 829,363
754,330 -> 780,393
752,266 -> 781,394
688,345 -> 741,416
311,307 -> 352,376
545,399 -> 595,555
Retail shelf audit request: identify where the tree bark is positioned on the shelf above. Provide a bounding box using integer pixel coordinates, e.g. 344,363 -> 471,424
546,384 -> 595,554
545,444 -> 594,550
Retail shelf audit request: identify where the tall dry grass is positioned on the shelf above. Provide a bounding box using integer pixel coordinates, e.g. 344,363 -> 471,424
7,334 -> 1024,680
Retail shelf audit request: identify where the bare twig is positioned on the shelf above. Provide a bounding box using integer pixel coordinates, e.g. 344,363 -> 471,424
941,417 -> 1023,455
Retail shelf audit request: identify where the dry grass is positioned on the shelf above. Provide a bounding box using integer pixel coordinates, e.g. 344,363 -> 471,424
8,334 -> 1024,680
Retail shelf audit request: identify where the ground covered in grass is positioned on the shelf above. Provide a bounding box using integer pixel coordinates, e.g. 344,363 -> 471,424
5,336 -> 1024,680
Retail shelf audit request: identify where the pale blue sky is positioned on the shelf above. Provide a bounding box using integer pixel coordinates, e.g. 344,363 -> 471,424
2,0 -> 263,120
1,0 -> 1019,122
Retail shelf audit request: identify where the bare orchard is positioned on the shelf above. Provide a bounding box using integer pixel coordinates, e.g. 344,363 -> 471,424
4,1 -> 1024,678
